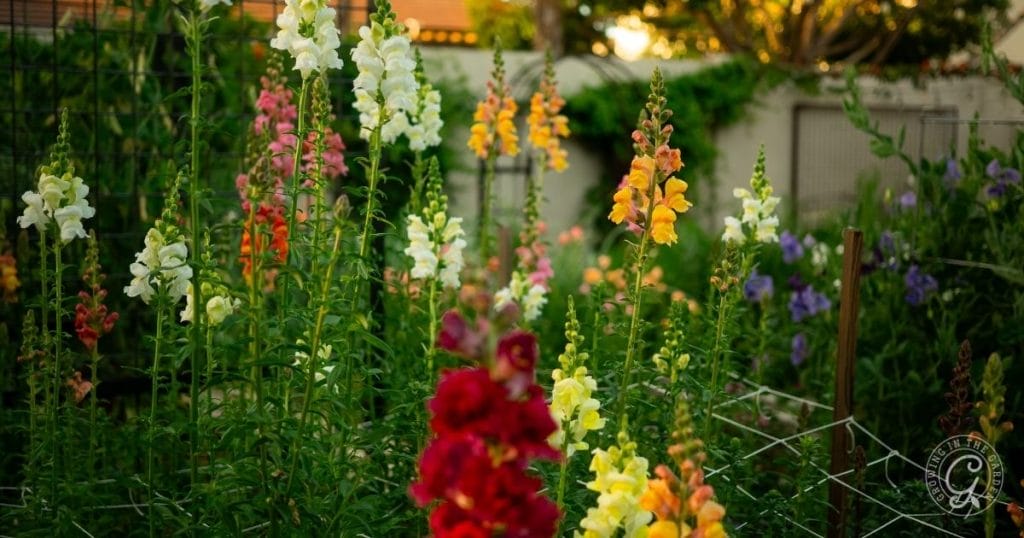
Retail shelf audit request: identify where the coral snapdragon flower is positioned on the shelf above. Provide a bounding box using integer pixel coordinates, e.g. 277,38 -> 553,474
240,206 -> 290,285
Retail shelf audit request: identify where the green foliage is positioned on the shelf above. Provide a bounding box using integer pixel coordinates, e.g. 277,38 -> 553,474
466,0 -> 535,50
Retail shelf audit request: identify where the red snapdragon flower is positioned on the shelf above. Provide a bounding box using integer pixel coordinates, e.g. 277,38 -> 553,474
413,321 -> 561,537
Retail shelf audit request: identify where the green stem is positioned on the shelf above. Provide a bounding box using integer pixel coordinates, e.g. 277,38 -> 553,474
553,430 -> 572,537
478,152 -> 497,262
187,10 -> 204,501
425,278 -> 439,382
35,231 -> 48,501
87,345 -> 101,482
50,239 -> 64,508
357,122 -> 384,265
246,204 -> 275,532
148,303 -> 165,538
703,291 -> 730,440
285,79 -> 312,266
615,232 -> 650,432
287,224 -> 345,495
410,151 -> 426,214
204,321 -> 214,473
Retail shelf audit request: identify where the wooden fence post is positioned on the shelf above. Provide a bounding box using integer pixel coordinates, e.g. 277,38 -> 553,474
828,227 -> 863,538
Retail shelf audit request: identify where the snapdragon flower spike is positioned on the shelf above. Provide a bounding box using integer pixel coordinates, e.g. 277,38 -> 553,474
527,50 -> 570,172
406,48 -> 444,152
0,252 -> 19,303
404,158 -> 467,289
351,0 -> 419,143
412,322 -> 560,537
608,68 -> 691,245
723,146 -> 780,245
578,431 -> 653,537
269,0 -> 343,80
75,232 -> 118,350
17,110 -> 96,243
468,43 -> 519,159
549,298 -> 605,458
237,61 -> 347,208
495,182 -> 552,323
640,398 -> 727,538
124,173 -> 193,305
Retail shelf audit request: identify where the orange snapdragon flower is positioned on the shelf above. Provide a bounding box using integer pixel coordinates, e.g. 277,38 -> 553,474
526,54 -> 570,172
468,48 -> 519,159
609,150 -> 691,245
0,253 -> 19,303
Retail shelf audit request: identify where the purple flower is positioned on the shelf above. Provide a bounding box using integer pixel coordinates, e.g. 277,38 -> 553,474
943,158 -> 961,188
788,285 -> 831,322
802,234 -> 817,248
791,333 -> 808,366
985,159 -> 1021,198
743,270 -> 774,303
780,231 -> 804,264
904,264 -> 938,306
898,191 -> 917,209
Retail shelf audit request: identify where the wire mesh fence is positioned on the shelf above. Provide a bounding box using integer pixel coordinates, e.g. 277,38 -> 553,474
0,0 -> 370,402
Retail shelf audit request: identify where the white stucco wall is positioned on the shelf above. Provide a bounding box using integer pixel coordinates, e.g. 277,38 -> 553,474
419,47 -> 1024,238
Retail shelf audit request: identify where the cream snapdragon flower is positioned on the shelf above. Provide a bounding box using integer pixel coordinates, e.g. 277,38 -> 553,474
18,171 -> 96,243
577,435 -> 652,538
293,337 -> 336,387
125,227 -> 193,304
494,271 -> 547,322
270,0 -> 343,80
181,282 -> 240,325
406,52 -> 444,151
404,158 -> 466,289
550,366 -> 606,457
351,6 -> 418,143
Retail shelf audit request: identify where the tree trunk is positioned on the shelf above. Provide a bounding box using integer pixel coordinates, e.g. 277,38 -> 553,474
534,0 -> 564,55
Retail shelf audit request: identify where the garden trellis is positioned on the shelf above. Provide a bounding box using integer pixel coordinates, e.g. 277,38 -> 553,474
0,378 -> 994,536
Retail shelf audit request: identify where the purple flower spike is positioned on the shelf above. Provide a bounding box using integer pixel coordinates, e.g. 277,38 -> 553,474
904,264 -> 938,306
743,270 -> 774,303
788,285 -> 831,322
791,333 -> 808,366
943,158 -> 961,188
985,159 -> 1021,198
898,191 -> 917,209
780,231 -> 804,264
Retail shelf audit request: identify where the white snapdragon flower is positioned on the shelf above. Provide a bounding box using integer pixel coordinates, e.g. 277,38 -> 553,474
18,192 -> 49,231
403,213 -> 466,289
721,216 -> 745,243
407,75 -> 444,152
722,152 -> 780,244
404,215 -> 438,279
17,171 -> 95,243
125,227 -> 192,304
270,0 -> 343,80
198,0 -> 232,11
351,15 -> 418,143
494,271 -> 548,322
